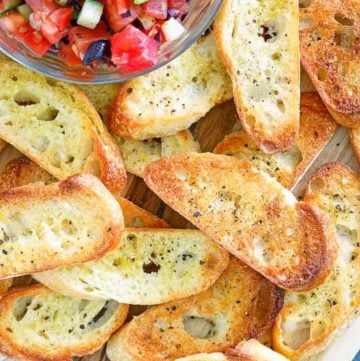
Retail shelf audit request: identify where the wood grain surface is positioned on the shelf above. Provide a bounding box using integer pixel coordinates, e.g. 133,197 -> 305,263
0,70 -> 359,361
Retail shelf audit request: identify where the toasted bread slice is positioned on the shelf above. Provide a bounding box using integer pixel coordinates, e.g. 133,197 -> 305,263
349,127 -> 360,164
0,140 -> 7,154
175,340 -> 289,360
116,130 -> 200,177
119,198 -> 169,228
300,0 -> 360,123
115,137 -> 162,177
0,157 -> 56,192
273,163 -> 360,360
214,0 -> 300,153
78,84 -> 121,119
144,153 -> 337,290
0,284 -> 128,361
0,174 -> 123,279
161,130 -> 201,157
34,228 -> 229,304
214,93 -> 337,189
106,258 -> 283,361
0,61 -> 126,193
0,156 -> 164,228
107,34 -> 232,140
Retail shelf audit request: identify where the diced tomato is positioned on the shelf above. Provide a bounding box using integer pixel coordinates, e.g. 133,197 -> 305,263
48,7 -> 73,32
111,24 -> 159,72
26,0 -> 58,15
40,18 -> 65,43
0,12 -> 51,56
142,0 -> 167,20
20,26 -> 52,55
59,41 -> 82,66
101,0 -> 141,32
69,21 -> 111,57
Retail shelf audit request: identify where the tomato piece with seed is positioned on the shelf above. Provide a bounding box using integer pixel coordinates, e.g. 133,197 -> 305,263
59,41 -> 82,66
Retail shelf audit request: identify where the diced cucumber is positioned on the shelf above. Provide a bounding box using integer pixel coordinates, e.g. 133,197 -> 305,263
3,0 -> 22,9
162,18 -> 186,42
77,0 -> 103,30
134,0 -> 149,4
17,4 -> 32,20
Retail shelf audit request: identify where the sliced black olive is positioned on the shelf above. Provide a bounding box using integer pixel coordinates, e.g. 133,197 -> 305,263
82,40 -> 111,66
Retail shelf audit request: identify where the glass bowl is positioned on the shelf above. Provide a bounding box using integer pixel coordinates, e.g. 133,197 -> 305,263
0,0 -> 222,84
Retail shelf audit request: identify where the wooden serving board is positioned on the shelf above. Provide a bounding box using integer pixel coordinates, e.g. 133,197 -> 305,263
0,71 -> 359,361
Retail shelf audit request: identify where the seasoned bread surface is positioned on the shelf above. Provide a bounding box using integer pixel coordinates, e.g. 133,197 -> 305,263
214,93 -> 336,189
0,61 -> 126,193
0,174 -> 123,279
35,228 -> 229,304
300,0 -> 360,125
145,153 -> 336,290
116,129 -> 200,177
107,34 -> 232,140
214,0 -> 300,153
273,163 -> 360,360
107,258 -> 283,361
0,284 -> 128,361
78,84 -> 121,119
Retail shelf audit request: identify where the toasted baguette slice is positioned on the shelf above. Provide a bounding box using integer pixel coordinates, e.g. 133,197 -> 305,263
115,137 -> 162,177
300,0 -> 360,124
214,0 -> 300,153
35,228 -> 229,304
145,153 -> 337,290
161,130 -> 201,157
118,197 -> 169,228
78,83 -> 121,119
273,163 -> 360,360
0,284 -> 128,361
106,258 -> 283,361
214,93 -> 337,189
175,340 -> 289,361
0,174 -> 123,279
349,127 -> 360,164
107,33 -> 232,140
116,130 -> 200,177
0,61 -> 126,193
0,156 -> 164,228
0,157 -> 56,192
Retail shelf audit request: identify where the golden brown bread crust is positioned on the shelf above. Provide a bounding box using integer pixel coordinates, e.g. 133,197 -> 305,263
0,279 -> 12,296
0,284 -> 129,361
349,127 -> 360,163
214,93 -> 337,189
0,157 -> 56,192
0,174 -> 123,279
144,153 -> 337,290
214,0 -> 300,154
111,258 -> 282,361
300,0 -> 360,116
